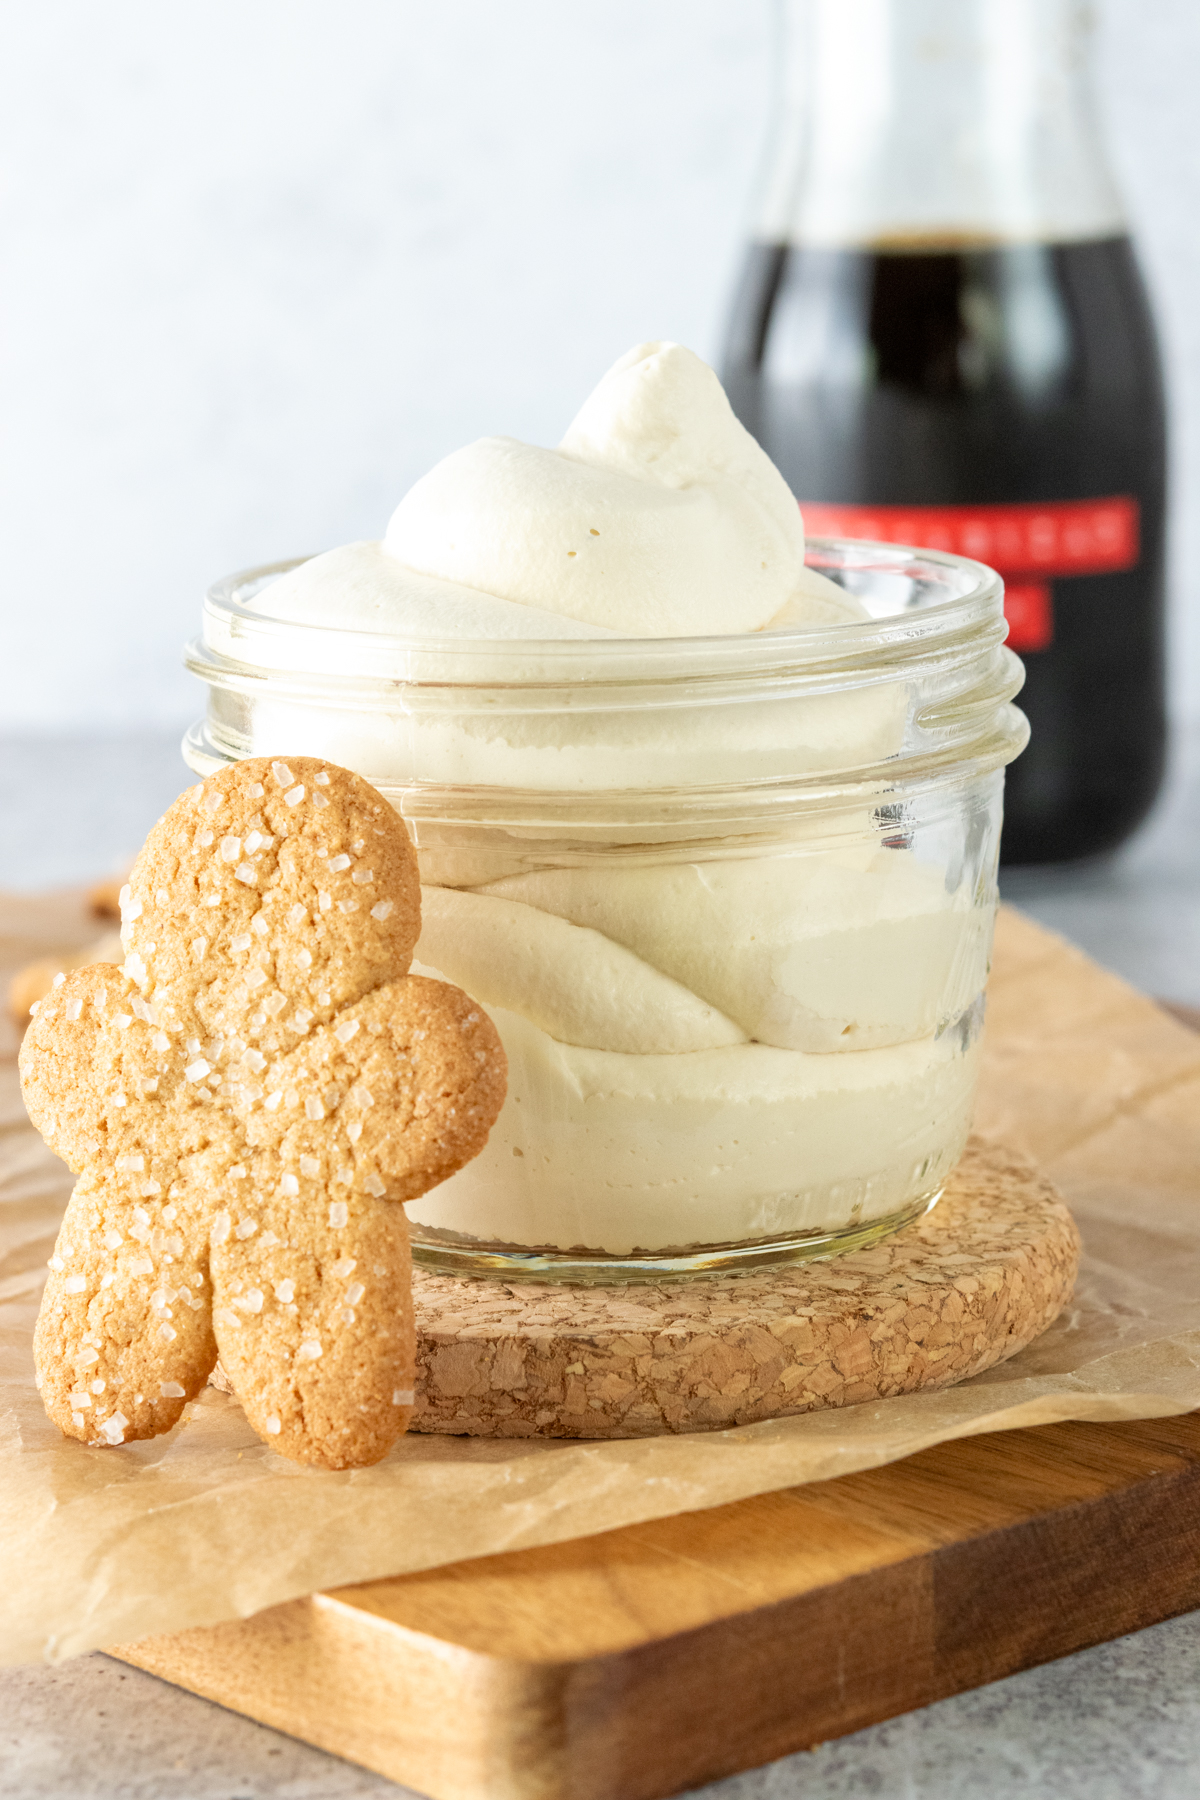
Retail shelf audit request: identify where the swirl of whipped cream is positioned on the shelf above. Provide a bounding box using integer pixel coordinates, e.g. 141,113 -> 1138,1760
384,340 -> 860,636
253,341 -> 863,642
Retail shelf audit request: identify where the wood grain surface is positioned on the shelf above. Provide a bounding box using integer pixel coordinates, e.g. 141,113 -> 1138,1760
114,1409 -> 1200,1800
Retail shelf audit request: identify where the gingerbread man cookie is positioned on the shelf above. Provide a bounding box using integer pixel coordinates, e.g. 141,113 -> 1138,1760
22,757 -> 506,1469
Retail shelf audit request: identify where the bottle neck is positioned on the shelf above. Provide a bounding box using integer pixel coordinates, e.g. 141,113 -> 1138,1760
757,0 -> 1125,248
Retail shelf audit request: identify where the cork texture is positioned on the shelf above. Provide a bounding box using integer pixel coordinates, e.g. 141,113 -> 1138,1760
407,1136 -> 1080,1438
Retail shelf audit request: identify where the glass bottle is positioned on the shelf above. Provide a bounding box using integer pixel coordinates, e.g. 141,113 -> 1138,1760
722,0 -> 1167,863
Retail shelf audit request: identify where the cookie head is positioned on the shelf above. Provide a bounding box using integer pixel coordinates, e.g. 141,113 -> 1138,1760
124,756 -> 422,1052
23,756 -> 506,1468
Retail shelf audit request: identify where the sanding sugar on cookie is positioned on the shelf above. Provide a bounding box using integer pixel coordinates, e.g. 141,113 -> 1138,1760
22,756 -> 506,1469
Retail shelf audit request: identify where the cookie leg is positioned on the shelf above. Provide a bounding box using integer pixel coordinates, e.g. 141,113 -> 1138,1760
33,1172 -> 216,1445
208,1184 -> 415,1469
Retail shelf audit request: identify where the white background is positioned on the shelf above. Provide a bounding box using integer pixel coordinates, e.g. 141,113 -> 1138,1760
3,0 -> 1199,732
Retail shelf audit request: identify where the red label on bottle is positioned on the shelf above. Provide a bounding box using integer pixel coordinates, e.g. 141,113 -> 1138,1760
1000,582 -> 1054,653
800,496 -> 1140,651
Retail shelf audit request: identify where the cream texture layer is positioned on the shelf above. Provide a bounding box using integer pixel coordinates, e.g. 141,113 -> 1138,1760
233,341 -> 988,1254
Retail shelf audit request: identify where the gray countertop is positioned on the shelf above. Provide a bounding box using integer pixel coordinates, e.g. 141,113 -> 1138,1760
3,724 -> 1199,1800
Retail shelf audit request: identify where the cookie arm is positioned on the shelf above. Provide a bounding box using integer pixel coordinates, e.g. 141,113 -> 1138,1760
247,974 -> 507,1203
18,965 -> 131,1169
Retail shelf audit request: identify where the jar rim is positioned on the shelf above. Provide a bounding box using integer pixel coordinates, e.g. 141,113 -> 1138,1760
195,536 -> 1006,690
185,536 -> 1027,815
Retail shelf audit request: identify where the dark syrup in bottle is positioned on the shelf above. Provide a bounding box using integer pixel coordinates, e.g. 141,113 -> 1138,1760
723,234 -> 1166,863
722,0 -> 1170,863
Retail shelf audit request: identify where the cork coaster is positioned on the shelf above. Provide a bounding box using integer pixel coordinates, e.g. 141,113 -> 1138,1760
409,1137 -> 1080,1439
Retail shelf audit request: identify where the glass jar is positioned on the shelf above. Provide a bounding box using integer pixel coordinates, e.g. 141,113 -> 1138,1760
184,539 -> 1027,1281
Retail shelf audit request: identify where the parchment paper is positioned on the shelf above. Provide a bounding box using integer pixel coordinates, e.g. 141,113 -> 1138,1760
2,900 -> 1198,1666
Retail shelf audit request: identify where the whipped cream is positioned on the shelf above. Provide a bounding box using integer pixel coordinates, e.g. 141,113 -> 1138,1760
477,853 -> 985,1053
407,996 -> 980,1256
223,341 -> 990,1258
255,342 -> 864,642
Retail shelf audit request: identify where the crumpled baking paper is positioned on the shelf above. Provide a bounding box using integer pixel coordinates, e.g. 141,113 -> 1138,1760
1,901 -> 1198,1665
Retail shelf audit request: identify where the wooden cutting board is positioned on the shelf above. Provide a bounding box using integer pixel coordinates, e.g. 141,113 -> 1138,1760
114,1407 -> 1200,1800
